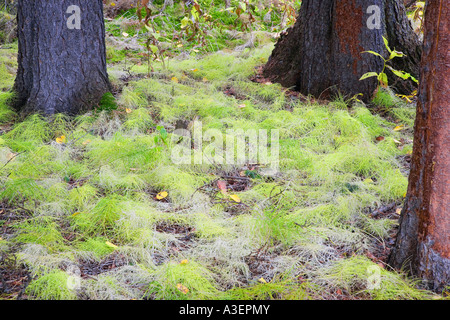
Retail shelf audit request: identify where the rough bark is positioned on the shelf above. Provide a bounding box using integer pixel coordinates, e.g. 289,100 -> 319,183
384,0 -> 422,93
263,0 -> 421,101
388,0 -> 449,293
13,0 -> 110,115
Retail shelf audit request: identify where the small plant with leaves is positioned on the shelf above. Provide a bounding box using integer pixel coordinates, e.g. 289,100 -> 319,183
155,125 -> 168,146
180,0 -> 213,47
144,26 -> 168,72
408,1 -> 425,35
360,36 -> 418,88
229,0 -> 256,31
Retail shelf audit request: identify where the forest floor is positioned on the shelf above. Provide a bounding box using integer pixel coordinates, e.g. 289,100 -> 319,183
0,3 -> 446,300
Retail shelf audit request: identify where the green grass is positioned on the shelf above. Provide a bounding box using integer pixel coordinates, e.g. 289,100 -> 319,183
317,256 -> 435,300
26,269 -> 78,300
0,7 -> 440,301
146,260 -> 219,300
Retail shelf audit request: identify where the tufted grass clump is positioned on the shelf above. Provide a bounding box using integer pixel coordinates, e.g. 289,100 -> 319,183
14,217 -> 66,252
71,195 -> 124,236
317,256 -> 434,300
146,260 -> 219,300
224,275 -> 312,300
3,114 -> 52,151
76,237 -> 116,259
0,91 -> 16,124
26,269 -> 77,300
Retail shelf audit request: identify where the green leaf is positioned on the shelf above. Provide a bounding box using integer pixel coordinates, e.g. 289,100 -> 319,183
388,50 -> 404,60
191,7 -> 200,20
360,72 -> 379,80
378,72 -> 388,87
362,50 -> 385,61
181,17 -> 190,28
160,128 -> 168,140
386,66 -> 409,79
149,45 -> 158,53
383,36 -> 392,53
386,65 -> 417,83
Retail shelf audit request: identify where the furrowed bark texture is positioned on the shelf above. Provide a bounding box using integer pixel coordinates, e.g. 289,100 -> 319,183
263,0 -> 421,101
388,0 -> 449,293
384,0 -> 422,93
13,0 -> 110,115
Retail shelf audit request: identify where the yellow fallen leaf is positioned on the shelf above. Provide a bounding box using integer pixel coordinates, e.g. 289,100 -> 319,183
105,241 -> 118,248
176,283 -> 189,294
110,2 -> 116,6
395,208 -> 402,215
156,191 -> 168,200
126,108 -> 132,113
190,68 -> 198,72
230,194 -> 241,203
258,277 -> 267,283
72,212 -> 81,217
180,259 -> 188,265
202,77 -> 208,82
56,135 -> 67,144
393,125 -> 404,131
364,178 -> 374,183
171,77 -> 179,83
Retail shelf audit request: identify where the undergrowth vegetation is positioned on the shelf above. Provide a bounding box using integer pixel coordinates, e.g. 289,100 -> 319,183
0,0 -> 441,300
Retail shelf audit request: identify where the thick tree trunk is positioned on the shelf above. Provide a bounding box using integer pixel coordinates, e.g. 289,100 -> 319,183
13,0 -> 110,115
263,0 -> 421,101
388,0 -> 449,293
384,0 -> 422,94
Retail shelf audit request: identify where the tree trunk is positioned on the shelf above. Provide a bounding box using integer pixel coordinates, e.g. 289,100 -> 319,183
388,0 -> 449,293
263,0 -> 421,101
13,0 -> 110,115
384,0 -> 422,94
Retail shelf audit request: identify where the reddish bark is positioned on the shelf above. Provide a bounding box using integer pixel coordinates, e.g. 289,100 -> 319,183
388,0 -> 449,292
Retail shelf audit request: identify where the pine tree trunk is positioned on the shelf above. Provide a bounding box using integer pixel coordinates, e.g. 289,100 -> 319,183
263,0 -> 421,101
388,0 -> 450,293
13,0 -> 110,115
384,0 -> 422,94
